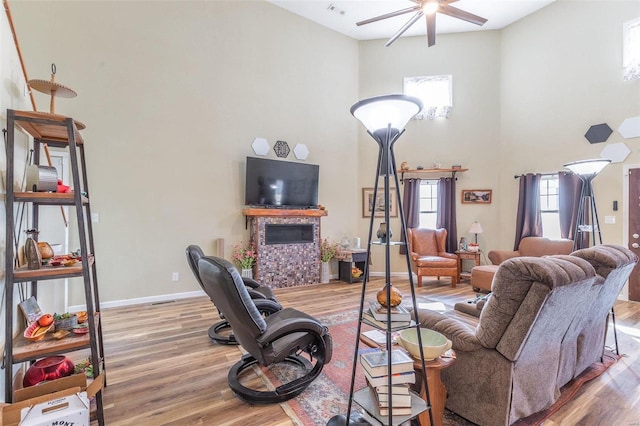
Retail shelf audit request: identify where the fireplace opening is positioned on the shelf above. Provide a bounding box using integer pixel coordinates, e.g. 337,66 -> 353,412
265,224 -> 314,245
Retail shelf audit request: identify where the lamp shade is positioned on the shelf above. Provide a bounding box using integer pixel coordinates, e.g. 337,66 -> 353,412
469,222 -> 483,234
350,94 -> 423,133
563,159 -> 611,176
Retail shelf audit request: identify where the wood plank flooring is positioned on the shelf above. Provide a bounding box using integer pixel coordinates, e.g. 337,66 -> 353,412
96,278 -> 640,425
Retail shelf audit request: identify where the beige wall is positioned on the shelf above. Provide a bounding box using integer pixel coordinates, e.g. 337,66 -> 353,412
5,0 -> 640,305
10,1 -> 359,304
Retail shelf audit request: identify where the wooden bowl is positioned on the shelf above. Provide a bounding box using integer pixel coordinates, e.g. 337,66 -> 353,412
24,322 -> 53,342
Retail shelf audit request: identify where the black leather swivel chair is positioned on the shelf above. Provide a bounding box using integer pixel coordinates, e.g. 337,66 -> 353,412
198,255 -> 333,403
185,245 -> 281,344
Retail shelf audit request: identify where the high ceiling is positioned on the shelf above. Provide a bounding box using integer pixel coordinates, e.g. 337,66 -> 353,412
267,0 -> 556,42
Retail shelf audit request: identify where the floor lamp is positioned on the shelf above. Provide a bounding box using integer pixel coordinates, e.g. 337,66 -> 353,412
327,94 -> 433,426
563,158 -> 619,355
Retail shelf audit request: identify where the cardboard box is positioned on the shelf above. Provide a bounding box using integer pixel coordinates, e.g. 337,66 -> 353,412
19,392 -> 89,426
0,373 -> 103,426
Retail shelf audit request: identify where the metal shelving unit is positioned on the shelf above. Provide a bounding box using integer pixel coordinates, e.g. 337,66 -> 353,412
3,109 -> 105,424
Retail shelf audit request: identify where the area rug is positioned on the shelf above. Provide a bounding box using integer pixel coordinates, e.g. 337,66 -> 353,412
254,310 -> 620,426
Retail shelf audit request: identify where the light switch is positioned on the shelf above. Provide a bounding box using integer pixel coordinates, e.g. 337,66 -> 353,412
91,213 -> 99,223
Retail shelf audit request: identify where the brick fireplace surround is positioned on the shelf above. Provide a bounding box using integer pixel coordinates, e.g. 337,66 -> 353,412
243,208 -> 328,289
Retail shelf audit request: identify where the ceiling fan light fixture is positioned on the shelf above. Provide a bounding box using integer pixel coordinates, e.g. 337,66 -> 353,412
422,1 -> 439,15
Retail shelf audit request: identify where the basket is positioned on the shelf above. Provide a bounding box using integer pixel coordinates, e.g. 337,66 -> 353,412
54,315 -> 78,331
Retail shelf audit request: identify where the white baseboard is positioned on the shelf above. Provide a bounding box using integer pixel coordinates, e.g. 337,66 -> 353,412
69,289 -> 207,312
70,271 -> 416,311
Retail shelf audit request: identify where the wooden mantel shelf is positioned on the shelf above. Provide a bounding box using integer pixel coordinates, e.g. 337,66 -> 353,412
243,208 -> 328,217
400,167 -> 468,182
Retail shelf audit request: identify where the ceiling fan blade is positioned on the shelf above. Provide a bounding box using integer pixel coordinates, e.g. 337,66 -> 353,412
357,6 -> 421,26
439,4 -> 488,26
426,12 -> 436,47
385,11 -> 424,47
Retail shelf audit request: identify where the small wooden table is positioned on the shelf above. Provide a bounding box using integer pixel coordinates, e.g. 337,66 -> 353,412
359,335 -> 455,426
455,250 -> 481,282
413,356 -> 456,426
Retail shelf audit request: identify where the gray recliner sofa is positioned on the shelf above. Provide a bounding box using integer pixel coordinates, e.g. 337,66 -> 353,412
415,245 -> 637,425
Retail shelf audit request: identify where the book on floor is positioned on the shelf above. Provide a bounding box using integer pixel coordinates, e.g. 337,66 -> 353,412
375,384 -> 411,396
360,349 -> 414,377
368,301 -> 412,322
363,369 -> 415,388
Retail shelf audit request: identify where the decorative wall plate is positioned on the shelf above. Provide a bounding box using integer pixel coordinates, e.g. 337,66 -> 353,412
274,140 -> 290,158
293,144 -> 309,160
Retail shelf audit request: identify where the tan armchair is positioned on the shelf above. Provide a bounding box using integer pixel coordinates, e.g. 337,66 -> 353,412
407,228 -> 458,287
488,236 -> 574,265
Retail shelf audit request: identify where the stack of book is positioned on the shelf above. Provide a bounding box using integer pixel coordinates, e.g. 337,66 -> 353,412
362,300 -> 412,328
360,349 -> 415,416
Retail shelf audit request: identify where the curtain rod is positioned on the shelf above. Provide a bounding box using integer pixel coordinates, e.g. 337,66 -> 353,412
513,172 -> 565,179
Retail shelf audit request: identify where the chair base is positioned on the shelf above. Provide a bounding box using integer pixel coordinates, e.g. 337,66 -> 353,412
228,353 -> 320,404
208,321 -> 237,345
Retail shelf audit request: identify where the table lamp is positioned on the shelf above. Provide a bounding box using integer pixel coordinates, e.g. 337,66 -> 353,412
469,221 -> 483,245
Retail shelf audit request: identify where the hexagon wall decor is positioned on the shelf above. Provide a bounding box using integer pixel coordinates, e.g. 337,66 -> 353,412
252,137 -> 270,156
618,116 -> 640,139
293,144 -> 309,160
274,140 -> 290,158
584,123 -> 612,144
600,142 -> 631,163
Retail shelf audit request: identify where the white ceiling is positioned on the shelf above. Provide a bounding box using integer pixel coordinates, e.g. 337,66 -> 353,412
267,0 -> 556,42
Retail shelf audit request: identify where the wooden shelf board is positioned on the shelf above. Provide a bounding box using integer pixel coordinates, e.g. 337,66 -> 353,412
14,192 -> 89,205
242,208 -> 328,217
11,110 -> 84,145
402,168 -> 468,174
13,256 -> 94,282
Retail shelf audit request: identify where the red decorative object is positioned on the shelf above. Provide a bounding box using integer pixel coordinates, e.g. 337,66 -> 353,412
23,356 -> 75,387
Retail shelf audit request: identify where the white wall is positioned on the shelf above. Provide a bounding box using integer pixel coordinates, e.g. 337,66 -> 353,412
10,0 -> 360,304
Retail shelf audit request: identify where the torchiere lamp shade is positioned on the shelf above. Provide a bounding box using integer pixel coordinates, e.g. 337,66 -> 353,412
350,94 -> 423,133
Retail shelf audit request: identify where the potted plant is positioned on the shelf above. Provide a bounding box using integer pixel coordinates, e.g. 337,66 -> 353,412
320,238 -> 338,283
232,242 -> 257,279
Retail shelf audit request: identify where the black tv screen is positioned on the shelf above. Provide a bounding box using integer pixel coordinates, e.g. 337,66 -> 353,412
245,157 -> 319,208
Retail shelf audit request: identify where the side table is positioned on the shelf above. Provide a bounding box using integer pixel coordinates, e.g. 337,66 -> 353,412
414,356 -> 455,426
337,249 -> 368,284
359,334 -> 455,426
455,250 -> 480,282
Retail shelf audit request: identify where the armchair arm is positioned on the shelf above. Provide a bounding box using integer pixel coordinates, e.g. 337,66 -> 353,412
415,309 -> 483,352
438,252 -> 458,260
253,299 -> 282,315
488,249 -> 521,265
257,308 -> 327,345
242,277 -> 261,289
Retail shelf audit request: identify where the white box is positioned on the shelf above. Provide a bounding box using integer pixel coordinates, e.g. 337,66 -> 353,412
19,392 -> 89,426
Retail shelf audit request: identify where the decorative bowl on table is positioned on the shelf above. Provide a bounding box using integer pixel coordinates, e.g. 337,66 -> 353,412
23,321 -> 53,342
397,328 -> 452,360
23,356 -> 75,387
467,244 -> 480,253
54,313 -> 78,331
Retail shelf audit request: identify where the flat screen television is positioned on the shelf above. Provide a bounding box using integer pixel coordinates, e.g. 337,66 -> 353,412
244,157 -> 319,208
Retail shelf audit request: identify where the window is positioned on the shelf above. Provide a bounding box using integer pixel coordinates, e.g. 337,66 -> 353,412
623,17 -> 640,81
419,180 -> 439,229
539,175 -> 561,239
404,75 -> 452,119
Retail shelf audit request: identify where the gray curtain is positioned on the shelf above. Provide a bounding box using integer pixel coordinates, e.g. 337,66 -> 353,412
514,173 -> 543,250
400,178 -> 421,254
558,171 -> 583,240
436,177 -> 457,252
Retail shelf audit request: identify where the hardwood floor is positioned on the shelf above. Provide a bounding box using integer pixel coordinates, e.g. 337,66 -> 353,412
96,278 -> 640,425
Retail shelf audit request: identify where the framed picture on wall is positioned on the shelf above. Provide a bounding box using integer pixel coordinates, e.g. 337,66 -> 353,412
461,189 -> 492,204
362,187 -> 398,218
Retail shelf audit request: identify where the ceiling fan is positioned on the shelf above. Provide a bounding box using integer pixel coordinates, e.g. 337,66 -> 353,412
356,0 -> 488,47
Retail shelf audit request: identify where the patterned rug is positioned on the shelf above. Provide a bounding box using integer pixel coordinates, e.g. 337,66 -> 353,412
254,309 -> 620,426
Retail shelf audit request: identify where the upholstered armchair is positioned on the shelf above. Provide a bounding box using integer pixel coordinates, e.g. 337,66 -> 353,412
416,255 -> 598,425
487,236 -> 574,265
407,228 -> 458,287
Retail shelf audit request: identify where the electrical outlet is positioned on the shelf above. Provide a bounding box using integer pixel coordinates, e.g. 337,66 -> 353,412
172,272 -> 179,282
605,216 -> 616,224
91,213 -> 100,223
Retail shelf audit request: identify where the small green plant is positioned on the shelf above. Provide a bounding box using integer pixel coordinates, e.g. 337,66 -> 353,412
232,242 -> 256,269
320,238 -> 339,262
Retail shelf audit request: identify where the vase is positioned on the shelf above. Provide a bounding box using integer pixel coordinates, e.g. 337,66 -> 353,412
241,268 -> 253,279
23,356 -> 75,388
376,283 -> 403,308
321,261 -> 330,284
376,222 -> 392,243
